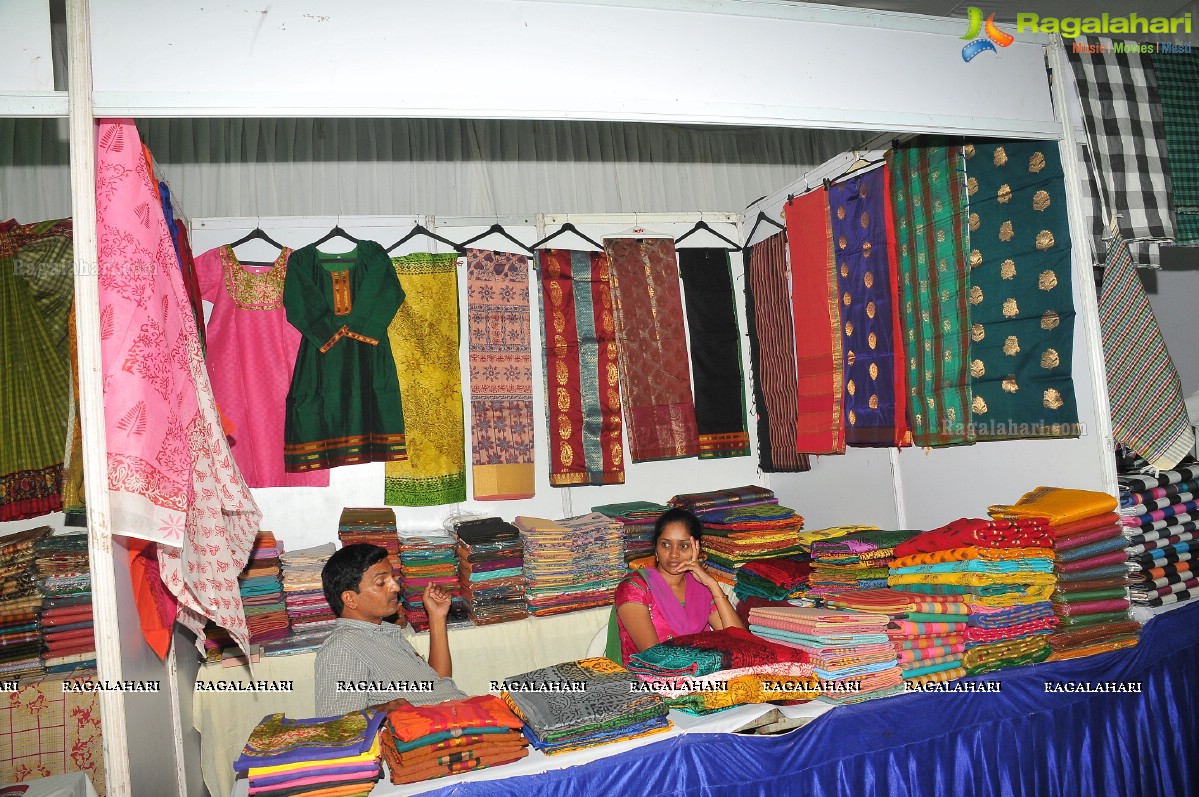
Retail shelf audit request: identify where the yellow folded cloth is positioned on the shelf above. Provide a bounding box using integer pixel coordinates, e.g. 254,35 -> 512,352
988,486 -> 1118,526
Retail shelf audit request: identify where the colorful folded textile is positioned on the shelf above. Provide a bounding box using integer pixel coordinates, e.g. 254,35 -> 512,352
627,627 -> 809,678
516,513 -> 625,616
234,710 -> 387,771
894,519 -> 1052,556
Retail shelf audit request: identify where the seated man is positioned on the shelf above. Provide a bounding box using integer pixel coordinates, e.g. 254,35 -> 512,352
315,543 -> 466,715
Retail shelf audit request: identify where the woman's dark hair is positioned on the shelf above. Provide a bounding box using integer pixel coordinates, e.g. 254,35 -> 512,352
653,507 -> 704,544
321,543 -> 389,616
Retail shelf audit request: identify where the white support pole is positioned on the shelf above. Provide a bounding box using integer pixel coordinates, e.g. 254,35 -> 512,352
1047,38 -> 1119,497
65,1 -> 132,794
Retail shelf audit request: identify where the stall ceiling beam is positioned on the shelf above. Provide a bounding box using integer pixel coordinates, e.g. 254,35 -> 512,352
0,91 -> 68,116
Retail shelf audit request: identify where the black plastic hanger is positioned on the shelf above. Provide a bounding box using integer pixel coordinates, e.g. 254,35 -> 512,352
673,220 -> 743,251
310,225 -> 362,249
386,224 -> 466,254
458,223 -> 533,255
746,211 -> 786,245
531,222 -> 603,251
226,227 -> 285,266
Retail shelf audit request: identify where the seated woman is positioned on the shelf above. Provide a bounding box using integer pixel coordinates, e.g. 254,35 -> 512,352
613,507 -> 747,665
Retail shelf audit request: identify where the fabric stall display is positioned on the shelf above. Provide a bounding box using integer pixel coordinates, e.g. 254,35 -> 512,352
961,139 -> 1081,439
537,249 -> 625,487
378,695 -> 529,785
398,530 -> 467,632
990,486 -> 1138,660
1152,47 -> 1199,245
514,514 -> 625,617
451,517 -> 527,626
501,657 -> 671,754
279,542 -> 338,649
808,529 -> 921,596
35,530 -> 96,674
888,140 -> 975,447
1120,463 -> 1199,613
233,709 -> 385,796
627,628 -> 817,714
745,606 -> 904,704
734,556 -> 812,602
890,517 -> 1057,674
338,507 -> 402,583
744,232 -> 811,472
604,237 -> 699,462
238,531 -> 291,646
1067,37 -> 1175,266
384,252 -> 467,506
1097,234 -> 1194,469
0,528 -> 49,680
677,248 -> 751,459
464,249 -> 535,500
824,588 -> 970,685
283,239 -> 407,473
591,501 -> 671,570
194,244 -> 329,488
0,219 -> 73,522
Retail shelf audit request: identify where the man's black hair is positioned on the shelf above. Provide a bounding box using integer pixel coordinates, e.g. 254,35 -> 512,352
321,543 -> 389,617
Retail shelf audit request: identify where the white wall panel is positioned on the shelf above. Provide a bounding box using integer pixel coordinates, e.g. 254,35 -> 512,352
0,0 -> 54,92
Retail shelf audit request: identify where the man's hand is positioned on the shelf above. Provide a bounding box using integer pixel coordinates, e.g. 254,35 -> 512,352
368,697 -> 411,715
423,583 -> 452,622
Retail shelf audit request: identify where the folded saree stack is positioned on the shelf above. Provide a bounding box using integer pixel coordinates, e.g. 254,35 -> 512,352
991,486 -> 1139,661
626,627 -> 817,713
501,657 -> 671,753
35,529 -> 95,674
338,507 -> 402,582
669,486 -> 804,585
515,514 -> 625,616
0,527 -> 49,680
824,588 -> 970,685
239,531 -> 291,646
379,695 -> 528,784
734,556 -> 812,601
398,530 -> 466,632
890,518 -> 1057,674
451,517 -> 527,625
1120,463 -> 1199,613
234,709 -> 385,797
280,542 -> 337,644
746,606 -> 903,703
808,529 -> 920,596
591,500 -> 670,570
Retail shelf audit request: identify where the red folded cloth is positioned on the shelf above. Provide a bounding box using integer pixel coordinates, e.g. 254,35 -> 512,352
1050,513 -> 1122,538
895,518 -> 1052,557
1056,551 -> 1128,573
1055,525 -> 1125,551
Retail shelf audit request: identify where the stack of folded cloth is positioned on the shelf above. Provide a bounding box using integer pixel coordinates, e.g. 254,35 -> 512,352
591,501 -> 670,570
734,556 -> 811,601
626,627 -> 817,713
746,605 -> 903,704
668,486 -> 804,586
239,531 -> 291,646
890,518 -> 1058,674
339,507 -> 402,582
991,486 -> 1140,661
35,530 -> 96,674
452,517 -> 527,626
279,542 -> 338,644
1120,464 -> 1199,612
515,513 -> 625,616
233,709 -> 385,797
808,530 -> 921,596
379,695 -> 529,784
398,530 -> 467,632
824,588 -> 970,685
796,525 -> 879,552
0,527 -> 49,681
501,657 -> 671,753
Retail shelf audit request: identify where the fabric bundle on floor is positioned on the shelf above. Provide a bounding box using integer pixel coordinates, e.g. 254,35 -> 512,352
501,657 -> 671,754
36,529 -> 95,673
809,529 -> 921,596
379,695 -> 528,784
234,709 -> 385,796
238,531 -> 290,646
0,527 -> 49,679
990,485 -> 1139,660
592,501 -> 671,569
452,516 -> 527,626
890,517 -> 1057,674
746,606 -> 902,704
515,513 -> 625,616
398,530 -> 466,632
1121,463 -> 1199,615
279,542 -> 337,646
734,556 -> 812,601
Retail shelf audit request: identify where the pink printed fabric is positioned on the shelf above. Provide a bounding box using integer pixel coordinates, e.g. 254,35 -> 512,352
96,120 -> 261,652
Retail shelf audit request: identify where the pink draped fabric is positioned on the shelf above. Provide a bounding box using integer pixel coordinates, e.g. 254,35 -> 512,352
96,120 -> 261,652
